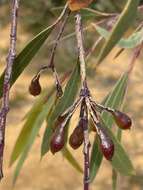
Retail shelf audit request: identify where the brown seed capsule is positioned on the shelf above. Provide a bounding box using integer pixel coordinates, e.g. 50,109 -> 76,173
69,119 -> 84,149
112,110 -> 132,130
29,75 -> 41,96
50,125 -> 65,154
69,133 -> 83,149
98,126 -> 114,161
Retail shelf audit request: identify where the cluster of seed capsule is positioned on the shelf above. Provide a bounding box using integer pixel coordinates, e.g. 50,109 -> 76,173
29,79 -> 132,161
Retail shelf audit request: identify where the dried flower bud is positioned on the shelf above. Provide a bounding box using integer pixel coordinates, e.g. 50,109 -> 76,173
50,125 -> 66,154
29,75 -> 41,96
112,110 -> 132,130
69,119 -> 84,149
98,125 -> 114,160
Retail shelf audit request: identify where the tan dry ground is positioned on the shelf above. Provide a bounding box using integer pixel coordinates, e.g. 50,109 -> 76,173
0,22 -> 143,190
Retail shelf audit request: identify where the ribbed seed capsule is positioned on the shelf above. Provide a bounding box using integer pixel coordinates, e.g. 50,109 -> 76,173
69,119 -> 84,149
29,75 -> 41,96
98,126 -> 114,161
112,110 -> 132,130
50,125 -> 66,154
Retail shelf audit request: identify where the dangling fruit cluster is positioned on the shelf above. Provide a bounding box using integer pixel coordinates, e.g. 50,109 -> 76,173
46,85 -> 132,161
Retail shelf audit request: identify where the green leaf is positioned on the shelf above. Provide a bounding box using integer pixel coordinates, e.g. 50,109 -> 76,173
13,93 -> 56,184
0,25 -> 54,98
90,119 -> 134,182
95,25 -> 143,49
9,87 -> 56,167
98,0 -> 139,62
102,73 -> 128,127
62,147 -> 83,173
41,64 -> 80,157
101,119 -> 135,176
90,136 -> 102,181
90,73 -> 134,181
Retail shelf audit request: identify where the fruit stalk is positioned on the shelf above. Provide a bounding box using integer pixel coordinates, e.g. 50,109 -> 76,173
0,0 -> 20,180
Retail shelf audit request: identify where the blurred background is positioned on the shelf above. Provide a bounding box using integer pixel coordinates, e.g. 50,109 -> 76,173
0,0 -> 143,189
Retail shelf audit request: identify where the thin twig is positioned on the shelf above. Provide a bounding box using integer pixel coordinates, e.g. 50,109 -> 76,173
48,9 -> 70,97
75,13 -> 87,89
50,3 -> 69,29
0,0 -> 20,180
35,8 -> 70,98
49,9 -> 71,69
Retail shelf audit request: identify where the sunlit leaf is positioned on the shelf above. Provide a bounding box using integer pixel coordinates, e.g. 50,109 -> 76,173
13,93 -> 56,184
9,88 -> 56,167
95,25 -> 143,49
98,0 -> 139,62
101,119 -> 134,176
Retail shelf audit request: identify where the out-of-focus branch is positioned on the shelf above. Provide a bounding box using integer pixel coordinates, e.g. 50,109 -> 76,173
0,0 -> 20,180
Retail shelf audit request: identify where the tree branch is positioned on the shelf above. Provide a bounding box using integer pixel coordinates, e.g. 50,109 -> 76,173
0,0 -> 20,180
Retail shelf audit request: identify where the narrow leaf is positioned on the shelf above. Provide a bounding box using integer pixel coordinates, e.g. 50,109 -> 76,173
95,25 -> 143,49
90,136 -> 102,181
98,0 -> 139,62
90,73 -> 134,181
13,94 -> 55,184
9,89 -> 56,167
102,119 -> 134,176
102,73 -> 128,127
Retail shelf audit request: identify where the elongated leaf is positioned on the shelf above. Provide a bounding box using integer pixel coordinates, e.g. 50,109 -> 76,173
90,119 -> 134,182
62,147 -> 83,173
0,25 -> 54,98
95,25 -> 143,49
90,73 -> 134,181
102,73 -> 128,127
98,0 -> 139,62
101,119 -> 134,176
10,70 -> 70,166
9,89 -> 55,167
41,64 -> 80,157
13,93 -> 56,184
90,136 -> 102,182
